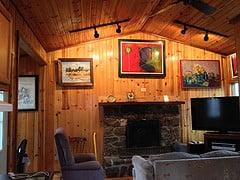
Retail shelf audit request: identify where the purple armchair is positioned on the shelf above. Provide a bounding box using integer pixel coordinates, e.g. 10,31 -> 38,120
54,128 -> 104,180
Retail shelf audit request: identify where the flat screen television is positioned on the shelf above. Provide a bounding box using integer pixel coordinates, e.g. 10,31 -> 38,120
191,96 -> 240,132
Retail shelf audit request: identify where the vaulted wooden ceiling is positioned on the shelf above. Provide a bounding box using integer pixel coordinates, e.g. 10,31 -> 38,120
12,0 -> 240,55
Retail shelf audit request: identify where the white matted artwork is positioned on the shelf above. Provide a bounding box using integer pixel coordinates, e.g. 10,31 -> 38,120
18,76 -> 38,111
56,58 -> 93,87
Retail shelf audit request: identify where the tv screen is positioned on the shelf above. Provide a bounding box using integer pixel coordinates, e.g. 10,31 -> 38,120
191,96 -> 240,132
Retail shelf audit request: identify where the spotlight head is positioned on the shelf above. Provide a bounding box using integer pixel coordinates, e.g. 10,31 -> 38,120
181,25 -> 187,35
204,31 -> 209,41
116,24 -> 121,33
94,27 -> 99,38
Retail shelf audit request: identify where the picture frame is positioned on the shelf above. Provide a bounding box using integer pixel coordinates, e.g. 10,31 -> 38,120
118,39 -> 166,78
230,53 -> 238,78
56,58 -> 93,87
18,75 -> 38,111
180,60 -> 221,89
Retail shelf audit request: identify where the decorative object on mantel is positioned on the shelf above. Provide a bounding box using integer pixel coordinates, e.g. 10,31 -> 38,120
56,58 -> 93,88
107,95 -> 116,103
163,95 -> 169,102
230,53 -> 238,78
180,60 -> 221,89
118,39 -> 166,78
127,91 -> 135,101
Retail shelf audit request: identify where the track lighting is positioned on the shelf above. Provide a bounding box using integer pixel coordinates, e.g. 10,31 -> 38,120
94,27 -> 99,38
69,18 -> 130,35
204,31 -> 209,41
174,20 -> 229,42
116,23 -> 121,33
181,25 -> 187,34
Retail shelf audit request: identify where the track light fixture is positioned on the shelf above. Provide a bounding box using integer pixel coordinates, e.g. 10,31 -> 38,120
174,20 -> 229,41
69,18 -> 130,35
181,25 -> 187,34
116,23 -> 121,33
94,27 -> 99,38
204,31 -> 209,41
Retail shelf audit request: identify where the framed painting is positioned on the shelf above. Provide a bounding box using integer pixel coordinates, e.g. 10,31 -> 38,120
18,75 -> 38,111
230,53 -> 238,78
180,60 -> 221,88
118,39 -> 166,78
56,58 -> 93,87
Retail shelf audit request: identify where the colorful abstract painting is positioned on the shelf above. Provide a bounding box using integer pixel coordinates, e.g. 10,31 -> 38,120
180,60 -> 221,88
118,39 -> 165,77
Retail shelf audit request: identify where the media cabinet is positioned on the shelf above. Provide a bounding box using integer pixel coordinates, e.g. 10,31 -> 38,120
204,132 -> 240,152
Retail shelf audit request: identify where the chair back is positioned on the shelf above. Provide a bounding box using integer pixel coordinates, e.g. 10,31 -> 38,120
54,128 -> 74,167
16,139 -> 28,173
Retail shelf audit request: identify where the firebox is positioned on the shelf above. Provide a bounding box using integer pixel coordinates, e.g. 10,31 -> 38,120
126,120 -> 160,148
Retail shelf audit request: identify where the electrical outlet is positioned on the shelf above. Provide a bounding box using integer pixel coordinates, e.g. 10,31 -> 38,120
141,87 -> 146,92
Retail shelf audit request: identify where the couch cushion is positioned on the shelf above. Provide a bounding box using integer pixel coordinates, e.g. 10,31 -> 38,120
149,152 -> 200,162
200,150 -> 239,158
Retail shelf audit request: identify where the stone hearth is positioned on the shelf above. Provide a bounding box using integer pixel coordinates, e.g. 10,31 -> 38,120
99,101 -> 184,177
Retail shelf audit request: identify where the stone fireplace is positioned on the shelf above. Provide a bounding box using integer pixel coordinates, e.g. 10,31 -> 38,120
99,101 -> 184,177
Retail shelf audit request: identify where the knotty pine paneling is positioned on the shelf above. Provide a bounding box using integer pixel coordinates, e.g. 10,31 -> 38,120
17,55 -> 44,172
46,32 -> 230,171
0,0 -> 47,171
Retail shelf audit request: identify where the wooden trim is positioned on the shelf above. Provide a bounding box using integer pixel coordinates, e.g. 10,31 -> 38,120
18,34 -> 47,66
0,1 -> 13,85
99,101 -> 185,106
229,14 -> 240,25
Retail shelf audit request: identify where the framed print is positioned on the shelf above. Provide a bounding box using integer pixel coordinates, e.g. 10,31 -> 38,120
18,75 -> 38,111
230,53 -> 238,78
118,39 -> 166,78
180,60 -> 221,88
56,58 -> 93,87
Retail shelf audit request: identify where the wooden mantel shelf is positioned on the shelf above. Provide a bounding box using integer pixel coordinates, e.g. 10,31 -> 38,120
99,101 -> 185,106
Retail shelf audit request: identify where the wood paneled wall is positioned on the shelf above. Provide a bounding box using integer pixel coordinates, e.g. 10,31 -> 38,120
17,55 -> 44,172
0,0 -> 47,171
46,32 -> 231,170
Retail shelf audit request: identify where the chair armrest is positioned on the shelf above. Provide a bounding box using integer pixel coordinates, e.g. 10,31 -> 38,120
132,156 -> 154,180
62,161 -> 101,170
74,153 -> 96,163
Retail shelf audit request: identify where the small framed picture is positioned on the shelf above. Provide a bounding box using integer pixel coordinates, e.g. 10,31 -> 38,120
56,58 -> 93,87
18,75 -> 38,111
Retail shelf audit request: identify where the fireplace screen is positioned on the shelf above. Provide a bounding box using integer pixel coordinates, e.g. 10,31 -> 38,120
126,120 -> 160,148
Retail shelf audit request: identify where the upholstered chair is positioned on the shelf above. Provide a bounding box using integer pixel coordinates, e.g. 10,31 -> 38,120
54,127 -> 104,180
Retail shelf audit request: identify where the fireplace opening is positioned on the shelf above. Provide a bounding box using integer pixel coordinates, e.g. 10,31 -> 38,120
126,120 -> 160,148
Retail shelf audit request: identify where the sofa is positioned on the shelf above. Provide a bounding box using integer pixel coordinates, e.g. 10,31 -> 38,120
132,150 -> 240,180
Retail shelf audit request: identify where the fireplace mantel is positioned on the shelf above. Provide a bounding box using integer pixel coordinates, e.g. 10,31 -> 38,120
99,101 -> 185,107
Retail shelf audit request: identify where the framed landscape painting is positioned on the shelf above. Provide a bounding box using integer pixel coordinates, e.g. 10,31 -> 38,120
57,58 -> 93,87
18,76 -> 38,111
180,60 -> 221,88
230,53 -> 238,78
118,39 -> 166,78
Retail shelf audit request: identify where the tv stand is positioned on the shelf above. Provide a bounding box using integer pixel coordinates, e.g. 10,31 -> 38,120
204,132 -> 240,152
